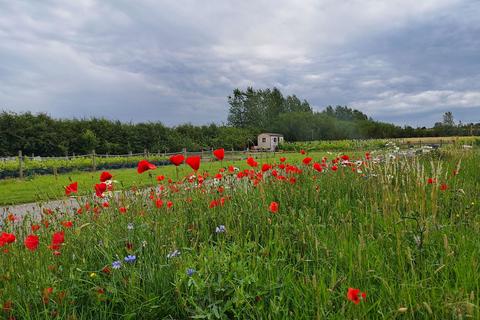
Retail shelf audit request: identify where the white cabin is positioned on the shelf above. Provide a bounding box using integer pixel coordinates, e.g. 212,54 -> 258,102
257,133 -> 284,151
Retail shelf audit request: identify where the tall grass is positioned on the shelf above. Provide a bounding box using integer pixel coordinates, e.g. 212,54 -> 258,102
0,149 -> 478,319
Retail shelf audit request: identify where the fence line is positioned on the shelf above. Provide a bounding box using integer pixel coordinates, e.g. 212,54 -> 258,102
0,148 -> 278,179
1,148 -> 276,162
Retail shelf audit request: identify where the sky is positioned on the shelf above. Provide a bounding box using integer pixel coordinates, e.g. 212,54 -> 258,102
0,0 -> 479,127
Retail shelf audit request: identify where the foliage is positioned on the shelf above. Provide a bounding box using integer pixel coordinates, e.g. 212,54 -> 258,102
0,112 -> 257,157
227,88 -> 480,141
227,87 -> 311,129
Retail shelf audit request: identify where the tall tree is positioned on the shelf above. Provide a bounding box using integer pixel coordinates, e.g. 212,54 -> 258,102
443,111 -> 455,127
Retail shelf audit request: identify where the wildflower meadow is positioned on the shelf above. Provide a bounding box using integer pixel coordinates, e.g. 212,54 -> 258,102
0,147 -> 479,319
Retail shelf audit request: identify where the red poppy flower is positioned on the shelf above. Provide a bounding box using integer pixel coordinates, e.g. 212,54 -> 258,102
95,183 -> 107,197
102,201 -> 110,208
137,160 -> 157,174
300,149 -> 306,155
169,154 -> 185,166
280,157 -> 286,163
186,156 -> 201,171
302,157 -> 313,165
331,165 -> 338,171
261,163 -> 272,172
167,201 -> 173,208
61,221 -> 73,228
440,183 -> 448,191
65,182 -> 78,196
155,198 -> 164,208
119,207 -> 127,213
341,155 -> 350,161
50,231 -> 65,250
247,157 -> 258,168
52,232 -> 65,245
213,148 -> 225,161
156,175 -> 165,181
31,224 -> 41,232
313,163 -> 323,172
42,287 -> 53,304
347,287 -> 366,304
0,232 -> 16,246
269,201 -> 279,213
99,171 -> 112,182
24,235 -> 39,251
209,199 -> 219,208
427,178 -> 436,184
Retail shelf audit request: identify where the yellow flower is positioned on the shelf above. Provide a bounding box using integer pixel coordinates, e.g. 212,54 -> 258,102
90,272 -> 97,278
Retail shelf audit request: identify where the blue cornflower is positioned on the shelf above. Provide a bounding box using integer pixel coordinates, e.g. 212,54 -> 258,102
124,255 -> 136,263
186,268 -> 196,277
167,249 -> 181,259
215,225 -> 226,233
112,260 -> 122,269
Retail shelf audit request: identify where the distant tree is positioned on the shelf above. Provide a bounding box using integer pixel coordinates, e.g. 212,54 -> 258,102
227,87 -> 310,130
442,111 -> 455,127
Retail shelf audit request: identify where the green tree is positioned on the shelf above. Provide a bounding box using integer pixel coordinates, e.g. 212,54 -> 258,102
79,129 -> 98,153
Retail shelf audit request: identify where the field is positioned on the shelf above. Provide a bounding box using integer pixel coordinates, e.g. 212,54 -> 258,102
0,147 -> 479,319
0,152 -> 278,206
281,136 -> 479,152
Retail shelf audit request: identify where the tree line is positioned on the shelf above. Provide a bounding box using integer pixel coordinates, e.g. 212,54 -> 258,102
0,112 -> 256,157
1,88 -> 478,156
227,87 -> 480,141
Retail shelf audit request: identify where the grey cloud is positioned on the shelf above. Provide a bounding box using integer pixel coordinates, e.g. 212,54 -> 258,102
0,0 -> 479,126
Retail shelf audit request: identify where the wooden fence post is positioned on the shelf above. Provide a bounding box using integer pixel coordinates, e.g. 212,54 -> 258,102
18,150 -> 24,179
92,150 -> 96,172
183,148 -> 187,158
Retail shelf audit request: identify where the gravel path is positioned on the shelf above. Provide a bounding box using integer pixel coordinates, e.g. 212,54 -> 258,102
1,198 -> 81,220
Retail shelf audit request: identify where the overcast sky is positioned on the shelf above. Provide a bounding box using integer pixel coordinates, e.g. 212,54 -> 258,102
1,0 -> 479,127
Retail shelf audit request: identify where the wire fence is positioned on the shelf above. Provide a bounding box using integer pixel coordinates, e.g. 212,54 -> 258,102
0,148 -> 278,180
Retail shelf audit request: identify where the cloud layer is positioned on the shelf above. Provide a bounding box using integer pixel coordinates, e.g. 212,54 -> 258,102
0,0 -> 479,126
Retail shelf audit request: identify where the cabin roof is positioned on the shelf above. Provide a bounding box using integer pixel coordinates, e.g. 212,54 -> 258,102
258,133 -> 283,137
